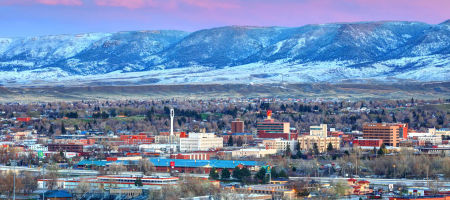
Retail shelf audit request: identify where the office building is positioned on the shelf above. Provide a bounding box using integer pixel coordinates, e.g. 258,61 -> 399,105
363,123 -> 400,147
231,118 -> 244,133
310,124 -> 328,138
297,136 -> 341,153
257,110 -> 294,140
179,133 -> 223,152
262,138 -> 297,152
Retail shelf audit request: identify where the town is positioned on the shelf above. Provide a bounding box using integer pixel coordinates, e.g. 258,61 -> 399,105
0,98 -> 449,200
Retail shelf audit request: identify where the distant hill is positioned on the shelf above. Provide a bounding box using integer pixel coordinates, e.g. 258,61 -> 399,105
0,20 -> 449,85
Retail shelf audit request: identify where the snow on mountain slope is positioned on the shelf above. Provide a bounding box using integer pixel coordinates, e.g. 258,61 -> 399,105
0,20 -> 449,85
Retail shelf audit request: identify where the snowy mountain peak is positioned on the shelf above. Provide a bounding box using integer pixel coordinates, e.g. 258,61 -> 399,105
0,21 -> 449,85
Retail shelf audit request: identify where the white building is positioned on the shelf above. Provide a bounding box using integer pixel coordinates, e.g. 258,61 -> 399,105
231,148 -> 277,158
262,138 -> 297,153
417,135 -> 442,145
310,124 -> 328,138
179,133 -> 223,152
28,144 -> 48,151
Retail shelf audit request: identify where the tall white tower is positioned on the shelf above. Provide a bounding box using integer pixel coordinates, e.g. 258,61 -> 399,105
170,108 -> 175,136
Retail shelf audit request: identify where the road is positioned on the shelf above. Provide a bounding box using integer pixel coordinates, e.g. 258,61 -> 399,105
290,176 -> 450,188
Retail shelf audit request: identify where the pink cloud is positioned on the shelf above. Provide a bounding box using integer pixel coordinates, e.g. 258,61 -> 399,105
94,0 -> 155,9
37,0 -> 82,6
93,0 -> 239,9
0,0 -> 83,6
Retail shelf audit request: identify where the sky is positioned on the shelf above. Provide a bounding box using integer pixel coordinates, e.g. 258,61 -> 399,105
0,0 -> 449,37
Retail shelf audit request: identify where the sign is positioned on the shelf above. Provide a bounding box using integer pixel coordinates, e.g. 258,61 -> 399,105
38,151 -> 44,159
170,161 -> 175,169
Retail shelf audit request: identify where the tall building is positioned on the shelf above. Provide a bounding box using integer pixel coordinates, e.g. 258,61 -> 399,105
179,133 -> 223,152
310,124 -> 328,138
363,123 -> 400,147
396,123 -> 408,139
257,110 -> 295,140
231,118 -> 244,133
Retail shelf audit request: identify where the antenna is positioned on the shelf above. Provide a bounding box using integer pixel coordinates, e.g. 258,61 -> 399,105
170,108 -> 174,136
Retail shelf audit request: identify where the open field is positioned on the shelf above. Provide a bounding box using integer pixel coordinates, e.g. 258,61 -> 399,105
0,82 -> 449,102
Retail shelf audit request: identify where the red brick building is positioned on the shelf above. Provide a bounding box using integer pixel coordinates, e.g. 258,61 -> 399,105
353,139 -> 383,147
231,118 -> 244,133
120,134 -> 154,145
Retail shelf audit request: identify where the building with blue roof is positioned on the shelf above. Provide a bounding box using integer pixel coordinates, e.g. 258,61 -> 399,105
76,157 -> 265,174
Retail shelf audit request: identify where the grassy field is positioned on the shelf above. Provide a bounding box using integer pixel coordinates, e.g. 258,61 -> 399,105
0,82 -> 449,102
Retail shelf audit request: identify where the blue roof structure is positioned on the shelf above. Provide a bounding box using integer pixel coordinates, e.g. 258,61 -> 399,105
148,158 -> 264,169
77,158 -> 264,169
44,190 -> 72,198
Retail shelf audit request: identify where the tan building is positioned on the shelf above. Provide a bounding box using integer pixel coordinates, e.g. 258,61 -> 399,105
297,136 -> 340,153
262,138 -> 297,152
363,123 -> 400,147
179,133 -> 223,152
310,124 -> 328,138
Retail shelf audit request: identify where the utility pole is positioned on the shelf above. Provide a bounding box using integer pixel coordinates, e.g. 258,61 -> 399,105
11,160 -> 17,200
42,165 -> 45,200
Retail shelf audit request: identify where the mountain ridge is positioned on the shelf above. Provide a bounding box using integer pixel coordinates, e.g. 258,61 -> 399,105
0,20 -> 449,85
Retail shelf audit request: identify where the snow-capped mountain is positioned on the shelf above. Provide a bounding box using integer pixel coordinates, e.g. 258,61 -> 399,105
0,20 -> 449,85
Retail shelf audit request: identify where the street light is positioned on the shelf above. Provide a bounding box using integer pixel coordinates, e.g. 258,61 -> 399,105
393,164 -> 396,178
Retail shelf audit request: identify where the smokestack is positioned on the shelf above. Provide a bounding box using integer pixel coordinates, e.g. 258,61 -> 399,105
170,108 -> 174,136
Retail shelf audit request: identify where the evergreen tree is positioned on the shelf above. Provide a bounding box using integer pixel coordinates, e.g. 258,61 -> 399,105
327,142 -> 334,152
232,167 -> 242,180
221,169 -> 231,179
296,150 -> 303,159
61,122 -> 66,134
285,146 -> 291,157
313,143 -> 320,155
227,136 -> 234,147
209,168 -> 219,180
134,177 -> 143,186
236,137 -> 244,147
255,167 -> 267,183
377,144 -> 387,156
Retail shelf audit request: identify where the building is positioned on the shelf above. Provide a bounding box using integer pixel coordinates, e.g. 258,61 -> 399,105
120,134 -> 154,145
231,148 -> 277,158
353,139 -> 383,147
262,138 -> 297,153
310,124 -> 327,138
297,136 -> 340,153
231,118 -> 244,133
235,184 -> 296,200
363,123 -> 400,147
429,128 -> 450,136
417,135 -> 442,145
170,153 -> 210,160
222,133 -> 253,146
47,144 -> 84,153
389,196 -> 450,200
179,133 -> 223,152
257,110 -> 294,140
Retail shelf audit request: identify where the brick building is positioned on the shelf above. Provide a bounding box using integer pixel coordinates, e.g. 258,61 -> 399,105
363,123 -> 400,147
231,118 -> 244,133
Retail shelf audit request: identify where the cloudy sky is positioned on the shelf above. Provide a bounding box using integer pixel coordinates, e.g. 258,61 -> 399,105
0,0 -> 449,37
